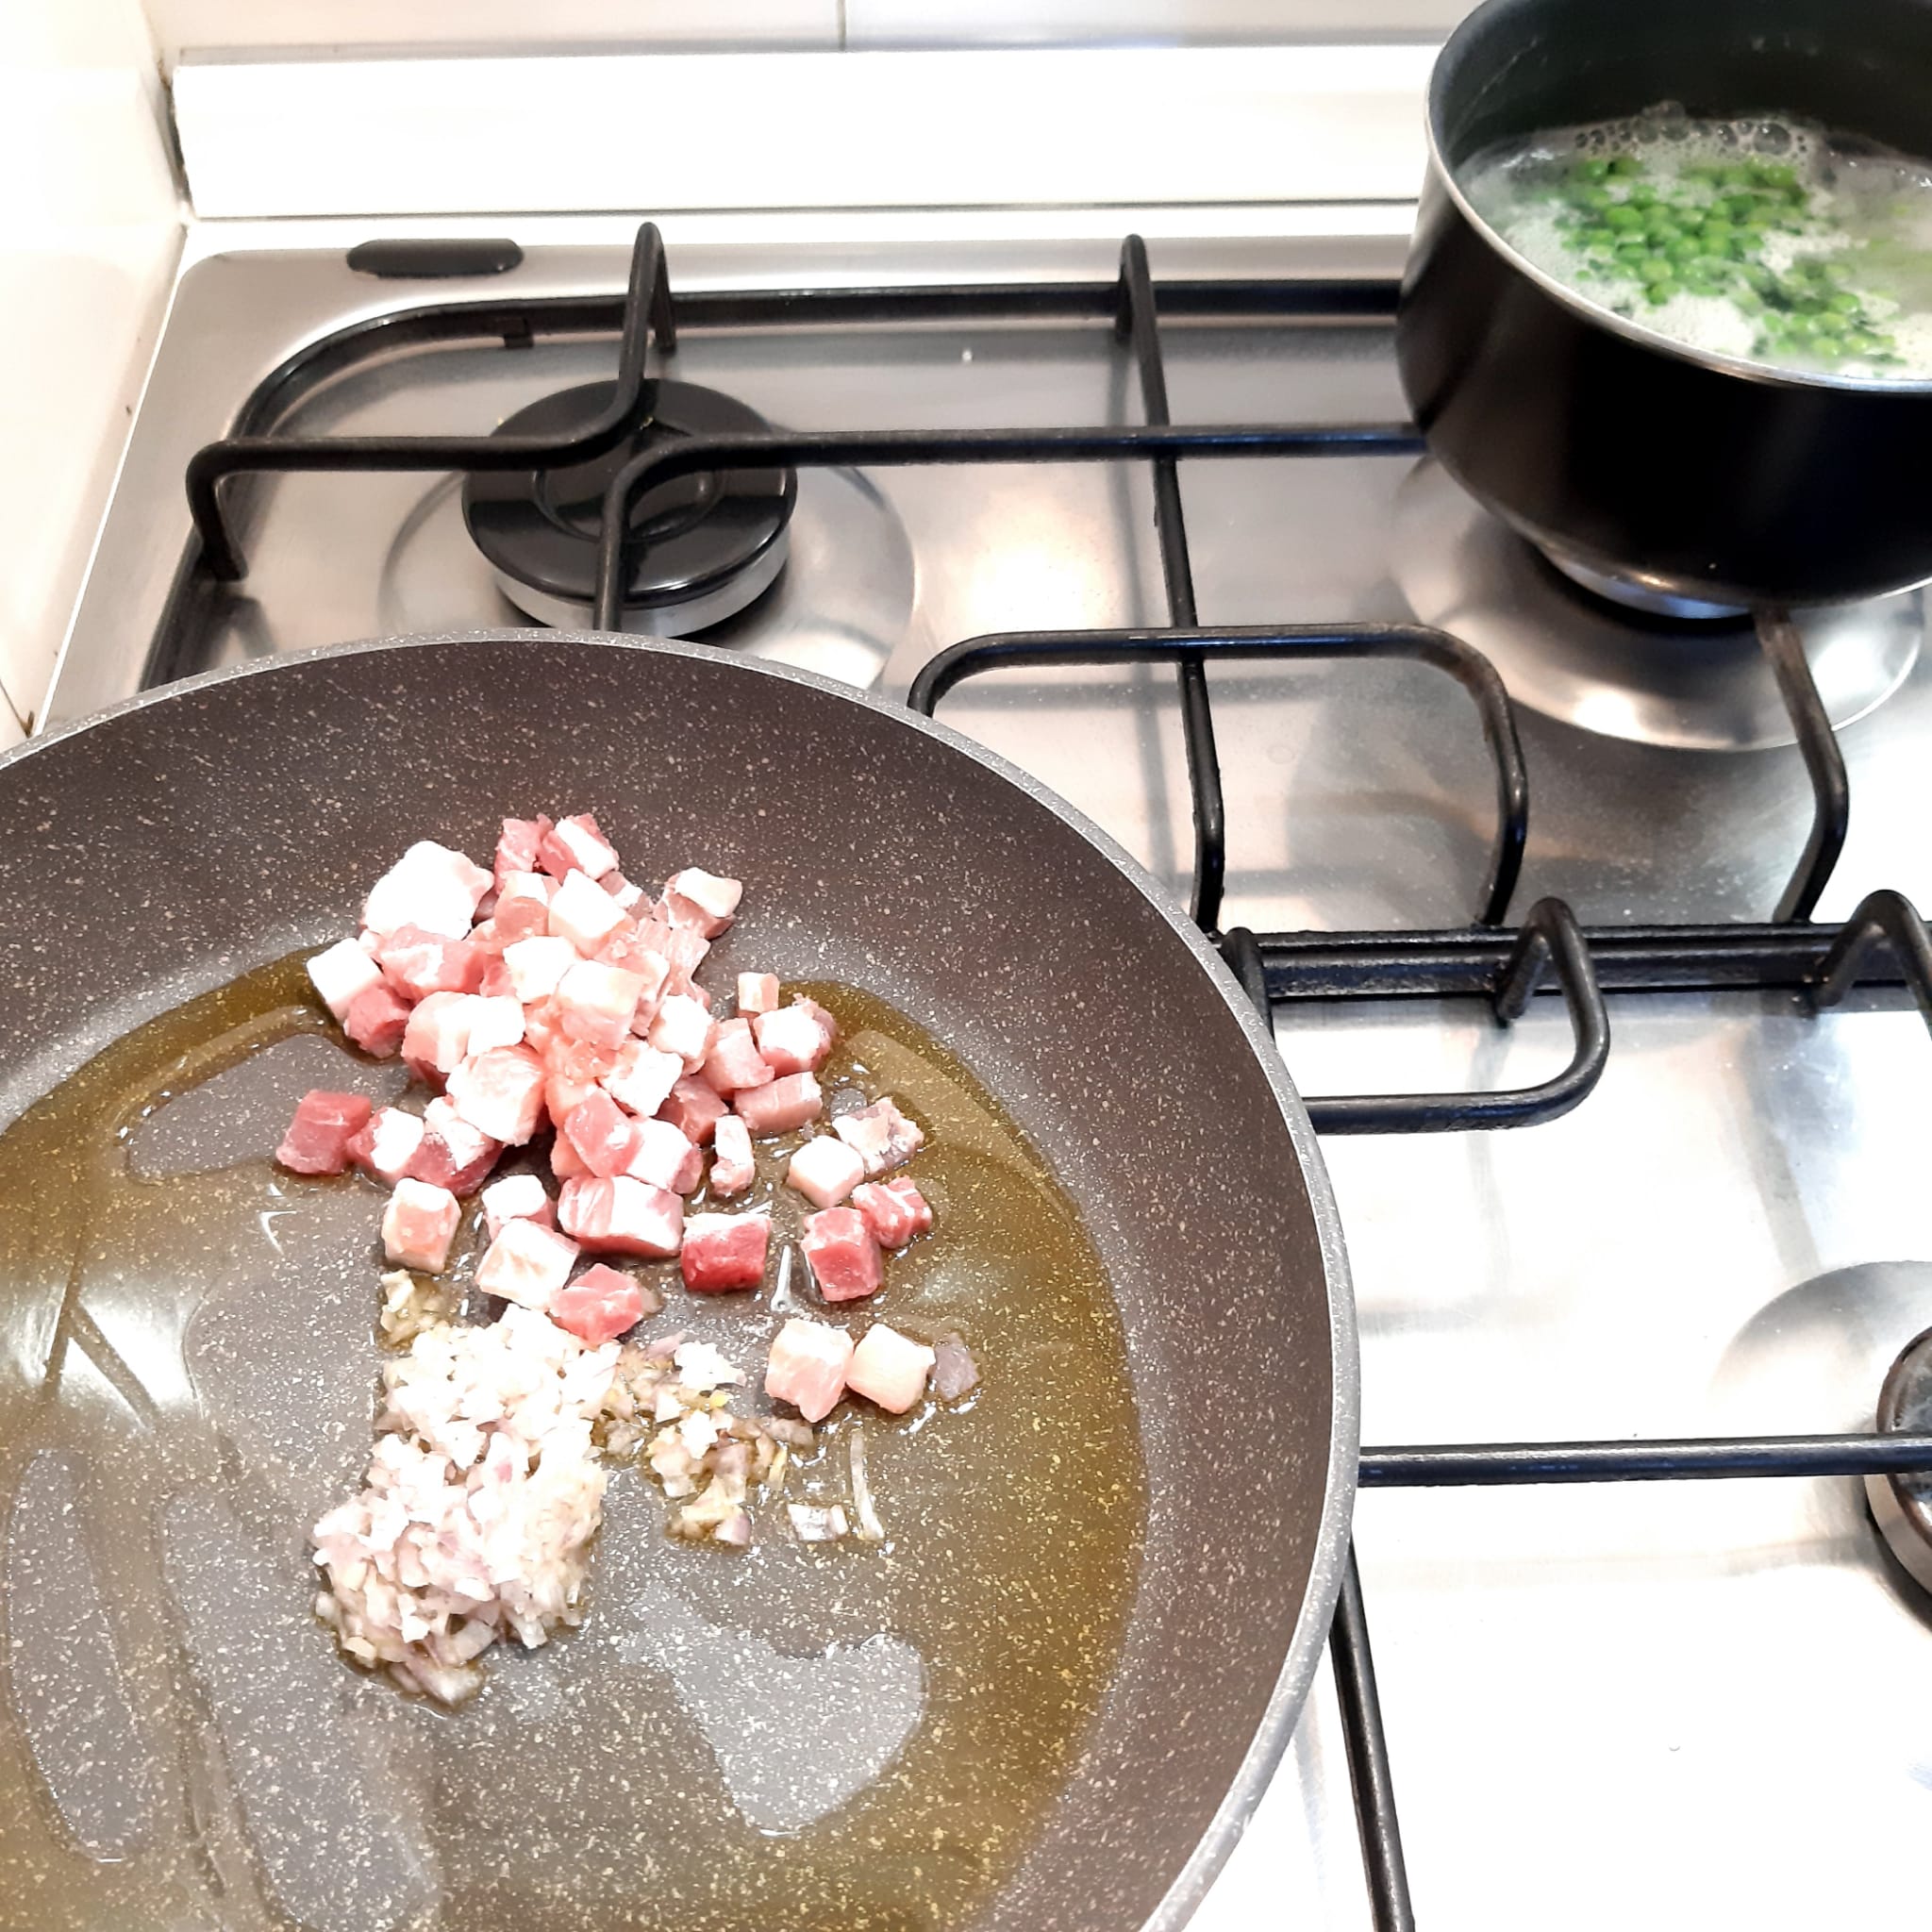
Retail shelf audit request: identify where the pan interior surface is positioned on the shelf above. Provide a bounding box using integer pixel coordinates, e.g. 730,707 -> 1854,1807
0,632 -> 1350,1932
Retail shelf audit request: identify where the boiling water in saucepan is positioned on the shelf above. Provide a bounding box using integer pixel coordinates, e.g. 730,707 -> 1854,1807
1462,103 -> 1932,378
0,958 -> 1145,1931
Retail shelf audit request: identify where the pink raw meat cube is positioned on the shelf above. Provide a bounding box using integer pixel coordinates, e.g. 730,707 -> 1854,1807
846,1323 -> 936,1414
493,816 -> 551,889
346,1106 -> 425,1188
658,1074 -> 727,1145
624,1117 -> 702,1193
478,958 -> 514,999
343,983 -> 412,1058
633,915 -> 708,989
374,924 -> 488,1001
502,934 -> 576,1004
647,992 -> 715,1070
662,867 -> 742,937
549,1263 -> 652,1345
833,1096 -> 926,1177
557,959 -> 647,1050
539,812 -> 620,881
708,1113 -> 755,1195
680,1211 -> 771,1292
735,972 -> 780,1016
851,1176 -> 933,1249
481,1172 -> 554,1241
475,1217 -> 579,1309
802,1207 -> 884,1303
558,1175 -> 684,1257
735,1073 -> 823,1139
308,938 -> 383,1023
563,1090 -> 640,1179
548,869 -> 629,956
445,1044 -> 547,1145
408,1096 -> 502,1194
491,892 -> 552,947
603,872 -> 646,912
361,841 -> 492,941
785,1135 -> 865,1209
402,991 -> 479,1084
466,994 -> 525,1055
275,1090 -> 373,1175
754,1000 -> 835,1076
701,1017 -> 774,1096
382,1178 -> 461,1272
602,1039 -> 682,1119
551,1133 -> 589,1181
764,1316 -> 855,1424
541,1037 -> 615,1124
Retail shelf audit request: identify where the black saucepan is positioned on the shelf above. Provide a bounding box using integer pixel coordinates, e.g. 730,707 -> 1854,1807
0,632 -> 1356,1932
1398,0 -> 1932,609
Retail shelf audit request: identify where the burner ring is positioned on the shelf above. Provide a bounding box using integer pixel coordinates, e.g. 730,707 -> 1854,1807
1868,1324 -> 1932,1593
464,378 -> 796,632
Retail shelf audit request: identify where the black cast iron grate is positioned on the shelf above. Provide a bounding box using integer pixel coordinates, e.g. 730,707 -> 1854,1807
181,221 -> 1932,1932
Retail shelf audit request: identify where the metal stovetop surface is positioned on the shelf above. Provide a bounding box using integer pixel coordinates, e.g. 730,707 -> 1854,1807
48,229 -> 1932,1928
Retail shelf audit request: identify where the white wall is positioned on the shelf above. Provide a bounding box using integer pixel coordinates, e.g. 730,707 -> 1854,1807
0,0 -> 181,740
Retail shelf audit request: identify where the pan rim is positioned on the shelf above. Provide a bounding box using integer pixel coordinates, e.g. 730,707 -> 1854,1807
0,625 -> 1358,1932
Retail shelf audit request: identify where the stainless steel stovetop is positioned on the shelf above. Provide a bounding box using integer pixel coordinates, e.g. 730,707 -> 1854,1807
48,227 -> 1932,1928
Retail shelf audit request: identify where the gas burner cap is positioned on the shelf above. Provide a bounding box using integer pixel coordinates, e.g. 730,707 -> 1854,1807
1537,548 -> 1747,625
1392,459 -> 1922,751
1869,1325 -> 1932,1594
464,378 -> 795,632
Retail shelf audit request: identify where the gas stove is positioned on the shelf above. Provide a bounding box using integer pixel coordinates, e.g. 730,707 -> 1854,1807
49,215 -> 1932,1929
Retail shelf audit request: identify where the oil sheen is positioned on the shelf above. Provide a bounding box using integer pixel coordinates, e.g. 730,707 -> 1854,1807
0,958 -> 1146,1932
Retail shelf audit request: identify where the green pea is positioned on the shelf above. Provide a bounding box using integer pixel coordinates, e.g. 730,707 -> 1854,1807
1665,234 -> 1703,261
1701,220 -> 1735,247
1639,255 -> 1674,282
1574,157 -> 1612,181
1625,184 -> 1657,207
1827,289 -> 1861,313
1574,185 -> 1614,209
1604,202 -> 1643,229
1607,155 -> 1641,176
1842,330 -> 1881,356
1644,278 -> 1680,305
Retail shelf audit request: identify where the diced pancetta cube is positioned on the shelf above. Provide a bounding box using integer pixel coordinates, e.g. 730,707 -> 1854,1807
548,869 -> 629,956
764,1316 -> 855,1424
556,959 -> 647,1050
735,972 -> 780,1015
551,1132 -> 589,1181
343,983 -> 412,1058
601,1039 -> 682,1119
408,1095 -> 502,1194
754,1001 -> 835,1076
851,1176 -> 933,1250
603,873 -> 646,912
624,1117 -> 702,1193
481,1172 -> 554,1241
801,1206 -> 884,1303
275,1090 -> 373,1175
520,996 -> 564,1060
633,915 -> 708,991
701,1017 -> 774,1095
735,1072 -> 823,1139
361,841 -> 492,941
647,992 -> 715,1070
501,934 -> 577,1005
833,1096 -> 925,1177
497,866 -> 555,908
846,1323 -> 936,1414
549,1263 -> 653,1346
785,1135 -> 866,1209
478,958 -> 514,999
596,922 -> 672,1004
662,867 -> 743,938
374,924 -> 488,1001
491,893 -> 551,947
541,1036 -> 614,1122
558,1175 -> 684,1257
346,1106 -> 425,1188
658,1074 -> 728,1145
708,1113 -> 755,1195
563,1091 -> 641,1179
680,1211 -> 771,1292
445,1043 -> 546,1145
493,816 -> 551,889
381,1178 -> 461,1272
401,991 -> 480,1083
474,1217 -> 579,1309
538,812 -> 620,882
465,994 -> 525,1055
308,938 -> 383,1023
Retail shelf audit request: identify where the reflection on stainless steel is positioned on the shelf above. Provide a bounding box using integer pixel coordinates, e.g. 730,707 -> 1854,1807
1393,458 -> 1924,750
1869,1313 -> 1932,1594
41,226 -> 1932,1930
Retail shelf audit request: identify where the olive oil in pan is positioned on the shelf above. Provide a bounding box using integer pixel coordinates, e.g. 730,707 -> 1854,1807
0,960 -> 1147,1932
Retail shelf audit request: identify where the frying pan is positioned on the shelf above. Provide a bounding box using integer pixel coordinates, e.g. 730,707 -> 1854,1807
0,630 -> 1356,1932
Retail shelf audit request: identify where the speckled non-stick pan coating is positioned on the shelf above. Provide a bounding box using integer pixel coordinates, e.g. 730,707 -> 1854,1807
0,631 -> 1356,1932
